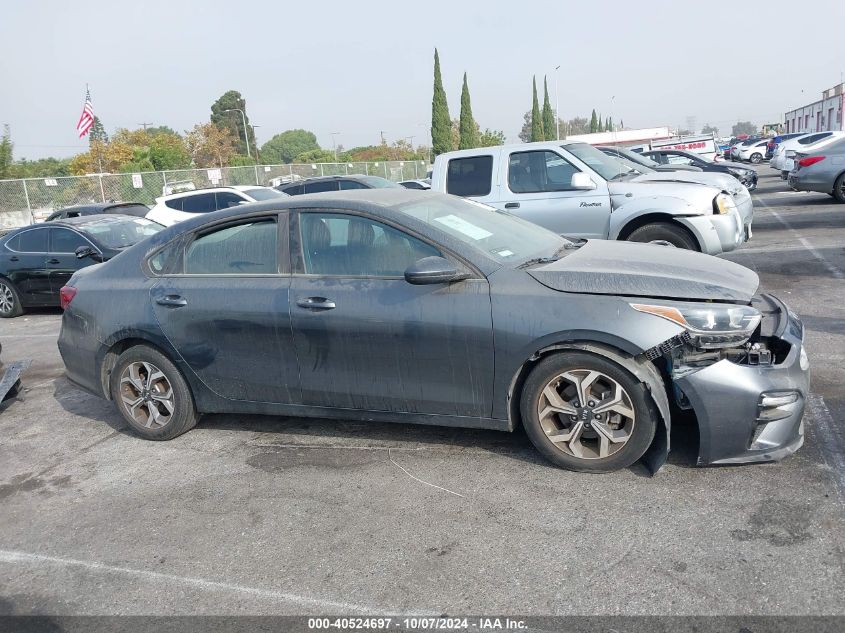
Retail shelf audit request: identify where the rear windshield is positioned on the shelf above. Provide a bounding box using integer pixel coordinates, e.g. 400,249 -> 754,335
106,203 -> 150,217
83,217 -> 164,249
243,188 -> 285,201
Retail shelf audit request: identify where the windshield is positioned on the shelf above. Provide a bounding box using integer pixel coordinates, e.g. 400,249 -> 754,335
83,217 -> 164,249
244,188 -> 285,201
359,176 -> 403,189
564,143 -> 628,180
397,195 -> 570,265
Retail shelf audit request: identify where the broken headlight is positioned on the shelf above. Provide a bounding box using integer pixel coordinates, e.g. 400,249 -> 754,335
631,302 -> 761,349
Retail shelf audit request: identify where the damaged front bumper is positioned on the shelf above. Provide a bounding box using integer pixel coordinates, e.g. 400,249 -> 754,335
669,295 -> 809,465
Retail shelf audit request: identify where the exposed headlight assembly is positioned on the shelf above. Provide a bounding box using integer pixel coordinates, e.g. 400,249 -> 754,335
713,192 -> 736,215
631,302 -> 761,349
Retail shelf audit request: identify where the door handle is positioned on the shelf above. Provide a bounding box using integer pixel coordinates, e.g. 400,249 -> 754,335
155,295 -> 188,307
9,256 -> 18,262
296,297 -> 336,310
504,202 -> 520,209
47,258 -> 61,264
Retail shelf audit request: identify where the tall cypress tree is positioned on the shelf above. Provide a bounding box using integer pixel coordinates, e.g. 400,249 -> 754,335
542,76 -> 555,141
431,48 -> 452,156
531,76 -> 544,142
458,72 -> 479,149
590,109 -> 598,133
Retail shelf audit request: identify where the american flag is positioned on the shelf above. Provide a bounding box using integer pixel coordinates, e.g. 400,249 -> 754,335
76,88 -> 95,138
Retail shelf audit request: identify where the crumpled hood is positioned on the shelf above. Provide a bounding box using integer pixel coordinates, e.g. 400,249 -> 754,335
527,239 -> 759,301
630,170 -> 744,196
607,179 -> 720,213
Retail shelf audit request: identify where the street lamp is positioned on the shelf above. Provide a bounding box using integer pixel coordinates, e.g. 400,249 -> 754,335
554,65 -> 561,140
330,132 -> 341,161
224,108 -> 251,159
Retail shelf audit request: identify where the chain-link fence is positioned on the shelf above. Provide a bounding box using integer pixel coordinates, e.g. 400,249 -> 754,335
0,160 -> 431,227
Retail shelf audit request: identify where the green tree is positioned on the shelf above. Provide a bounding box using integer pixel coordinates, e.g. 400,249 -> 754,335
590,109 -> 598,133
148,132 -> 190,170
531,76 -> 544,142
431,49 -> 452,156
479,129 -> 506,147
88,117 -> 108,146
458,72 -> 480,149
210,90 -> 254,156
542,76 -> 555,140
702,123 -> 719,136
0,125 -> 12,179
144,125 -> 178,137
294,149 -> 336,163
732,121 -> 758,137
260,129 -> 319,164
229,154 -> 257,166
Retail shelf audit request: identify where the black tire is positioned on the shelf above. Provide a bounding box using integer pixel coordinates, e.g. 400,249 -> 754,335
832,173 -> 845,204
0,278 -> 24,318
625,222 -> 699,250
750,153 -> 763,164
520,352 -> 658,473
109,345 -> 199,440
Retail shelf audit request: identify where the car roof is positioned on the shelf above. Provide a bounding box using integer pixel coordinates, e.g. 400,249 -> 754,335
280,174 -> 372,185
439,140 -> 587,159
55,201 -> 148,213
48,213 -> 148,228
159,185 -> 269,200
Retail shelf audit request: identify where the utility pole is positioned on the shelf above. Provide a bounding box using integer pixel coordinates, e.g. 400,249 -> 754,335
380,130 -> 386,145
138,122 -> 153,131
330,132 -> 341,161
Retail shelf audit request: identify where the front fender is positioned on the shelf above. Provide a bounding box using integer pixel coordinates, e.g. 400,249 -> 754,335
608,196 -> 700,240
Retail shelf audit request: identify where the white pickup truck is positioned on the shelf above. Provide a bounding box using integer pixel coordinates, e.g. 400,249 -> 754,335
430,141 -> 746,254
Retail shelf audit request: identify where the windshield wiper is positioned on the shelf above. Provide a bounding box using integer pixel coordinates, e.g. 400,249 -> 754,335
517,256 -> 558,269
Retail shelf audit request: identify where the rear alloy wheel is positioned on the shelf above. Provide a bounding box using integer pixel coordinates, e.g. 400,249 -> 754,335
110,345 -> 199,440
520,352 -> 657,473
750,153 -> 763,164
0,279 -> 23,318
833,173 -> 845,204
626,222 -> 699,250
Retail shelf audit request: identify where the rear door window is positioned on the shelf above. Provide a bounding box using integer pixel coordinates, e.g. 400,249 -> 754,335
446,155 -> 493,197
181,193 -> 216,213
15,228 -> 49,253
339,180 -> 369,190
214,192 -> 247,210
507,151 -> 579,193
305,180 -> 339,194
185,218 -> 278,275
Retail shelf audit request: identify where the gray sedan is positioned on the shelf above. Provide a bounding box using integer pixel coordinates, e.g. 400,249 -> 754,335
57,190 -> 809,474
788,137 -> 845,202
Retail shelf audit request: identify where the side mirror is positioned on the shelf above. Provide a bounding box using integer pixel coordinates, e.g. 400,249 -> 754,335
75,245 -> 102,262
570,172 -> 596,190
404,256 -> 464,285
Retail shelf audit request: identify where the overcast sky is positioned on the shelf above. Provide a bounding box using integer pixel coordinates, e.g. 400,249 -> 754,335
1,0 -> 844,160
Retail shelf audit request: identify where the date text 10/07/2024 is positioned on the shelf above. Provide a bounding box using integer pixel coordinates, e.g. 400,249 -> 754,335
307,617 -> 528,630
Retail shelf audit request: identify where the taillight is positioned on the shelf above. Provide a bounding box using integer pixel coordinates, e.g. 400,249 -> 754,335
798,156 -> 825,167
60,286 -> 77,310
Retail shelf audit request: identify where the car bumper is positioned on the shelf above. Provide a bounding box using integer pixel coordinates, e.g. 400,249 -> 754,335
678,210 -> 743,255
675,307 -> 809,465
57,309 -> 106,398
788,170 -> 831,194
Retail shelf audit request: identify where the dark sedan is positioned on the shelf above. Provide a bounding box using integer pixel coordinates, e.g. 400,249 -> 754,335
46,201 -> 150,221
276,174 -> 402,195
643,149 -> 758,190
0,215 -> 163,317
58,190 -> 808,473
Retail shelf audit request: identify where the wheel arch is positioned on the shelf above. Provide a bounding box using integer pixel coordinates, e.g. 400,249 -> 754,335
99,335 -> 179,401
507,341 -> 672,474
615,212 -> 700,248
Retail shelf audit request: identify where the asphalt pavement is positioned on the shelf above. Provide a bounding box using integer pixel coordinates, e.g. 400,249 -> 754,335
0,165 -> 843,617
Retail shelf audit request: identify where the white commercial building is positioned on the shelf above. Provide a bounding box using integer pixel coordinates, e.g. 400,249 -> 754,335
784,82 -> 844,134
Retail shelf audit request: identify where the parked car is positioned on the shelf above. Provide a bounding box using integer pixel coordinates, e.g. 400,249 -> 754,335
276,175 -> 403,195
0,215 -> 163,317
765,133 -> 804,159
57,189 -> 809,473
598,146 -> 702,172
771,132 -> 845,178
146,186 -> 286,227
643,148 -> 758,190
731,138 -> 760,161
46,202 -> 150,221
737,139 -> 770,163
398,179 -> 431,190
787,137 -> 845,202
430,141 -> 746,253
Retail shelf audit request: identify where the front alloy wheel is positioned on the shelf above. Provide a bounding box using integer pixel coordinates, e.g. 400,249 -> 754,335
520,352 -> 657,472
0,280 -> 23,318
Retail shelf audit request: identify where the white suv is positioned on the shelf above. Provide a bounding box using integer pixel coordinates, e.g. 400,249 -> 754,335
146,186 -> 286,226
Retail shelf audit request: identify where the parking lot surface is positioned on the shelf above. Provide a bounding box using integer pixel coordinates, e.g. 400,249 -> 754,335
1,166 -> 844,616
